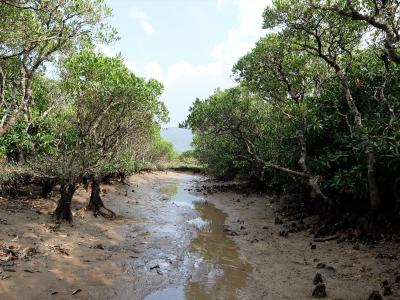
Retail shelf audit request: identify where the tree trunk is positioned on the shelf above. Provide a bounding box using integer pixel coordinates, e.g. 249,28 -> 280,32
0,78 -> 32,137
41,179 -> 55,198
297,130 -> 329,204
102,173 -> 113,184
82,173 -> 89,191
86,179 -> 116,219
367,145 -> 381,214
17,147 -> 25,163
338,73 -> 382,222
393,177 -> 400,214
119,172 -> 126,184
383,30 -> 400,65
54,183 -> 76,223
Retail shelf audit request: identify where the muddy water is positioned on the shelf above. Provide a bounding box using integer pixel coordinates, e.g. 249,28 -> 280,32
145,178 -> 252,300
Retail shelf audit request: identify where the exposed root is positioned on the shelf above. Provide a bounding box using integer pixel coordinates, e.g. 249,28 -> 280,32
86,179 -> 116,219
54,183 -> 76,223
98,206 -> 116,219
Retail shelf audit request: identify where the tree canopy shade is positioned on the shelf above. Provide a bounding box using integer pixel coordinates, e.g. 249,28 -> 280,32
184,0 -> 400,232
264,0 -> 388,223
1,0 -> 399,232
183,87 -> 299,183
309,0 -> 400,64
0,0 -> 115,137
27,51 -> 168,221
233,33 -> 329,202
234,33 -> 325,102
0,1 -> 190,224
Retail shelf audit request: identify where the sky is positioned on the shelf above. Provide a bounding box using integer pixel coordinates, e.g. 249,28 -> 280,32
101,0 -> 270,126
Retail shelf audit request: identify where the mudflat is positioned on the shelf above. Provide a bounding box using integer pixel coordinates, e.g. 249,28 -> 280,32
0,171 -> 399,299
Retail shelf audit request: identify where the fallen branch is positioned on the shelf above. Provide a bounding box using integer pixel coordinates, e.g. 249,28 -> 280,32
313,234 -> 339,242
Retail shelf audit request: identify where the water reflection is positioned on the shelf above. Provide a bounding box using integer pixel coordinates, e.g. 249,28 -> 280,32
159,180 -> 179,197
146,178 -> 252,300
185,201 -> 252,300
160,179 -> 200,208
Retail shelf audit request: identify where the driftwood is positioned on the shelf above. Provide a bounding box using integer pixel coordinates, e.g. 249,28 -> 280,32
313,234 -> 339,243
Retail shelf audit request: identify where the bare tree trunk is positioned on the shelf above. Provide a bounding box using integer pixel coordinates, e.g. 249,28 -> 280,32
366,144 -> 380,212
86,179 -> 116,219
82,173 -> 89,191
241,131 -> 329,205
0,78 -> 32,137
41,179 -> 55,198
54,183 -> 76,223
297,130 -> 329,203
384,33 -> 400,65
338,74 -> 382,223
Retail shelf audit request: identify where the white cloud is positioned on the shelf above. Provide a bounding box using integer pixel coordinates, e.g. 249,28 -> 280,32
129,7 -> 155,35
144,61 -> 163,80
142,23 -> 155,35
144,60 -> 225,86
141,0 -> 271,125
211,0 -> 270,65
166,61 -> 196,83
157,0 -> 270,85
199,62 -> 224,76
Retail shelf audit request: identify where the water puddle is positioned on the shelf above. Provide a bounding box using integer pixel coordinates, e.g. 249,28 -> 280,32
146,177 -> 252,300
159,179 -> 202,208
159,180 -> 179,197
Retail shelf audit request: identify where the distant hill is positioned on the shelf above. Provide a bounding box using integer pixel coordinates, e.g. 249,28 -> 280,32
160,127 -> 193,154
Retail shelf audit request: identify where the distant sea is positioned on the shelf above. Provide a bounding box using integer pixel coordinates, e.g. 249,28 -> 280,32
160,127 -> 193,153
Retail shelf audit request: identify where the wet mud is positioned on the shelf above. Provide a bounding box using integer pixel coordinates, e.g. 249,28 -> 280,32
145,177 -> 252,300
0,171 -> 399,299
